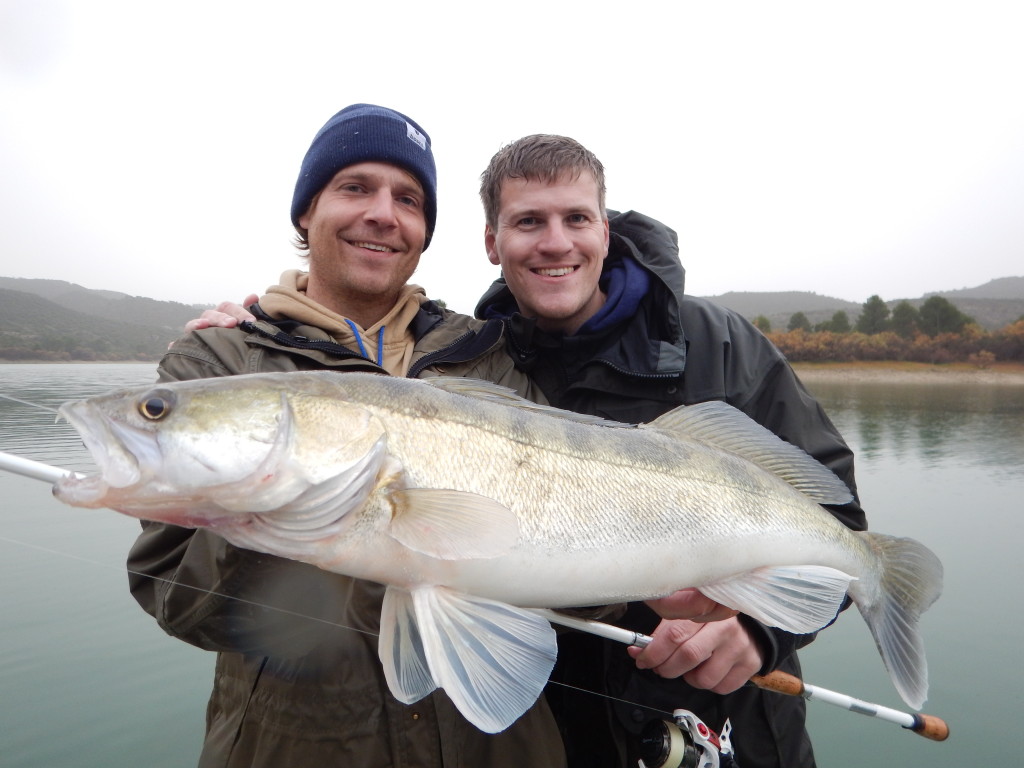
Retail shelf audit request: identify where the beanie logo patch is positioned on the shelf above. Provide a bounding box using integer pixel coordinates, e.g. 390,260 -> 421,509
406,122 -> 427,151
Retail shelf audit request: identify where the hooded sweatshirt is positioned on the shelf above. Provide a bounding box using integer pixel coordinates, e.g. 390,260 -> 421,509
260,269 -> 424,376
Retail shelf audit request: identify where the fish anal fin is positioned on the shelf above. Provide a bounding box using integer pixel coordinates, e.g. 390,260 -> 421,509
699,565 -> 855,635
379,586 -> 557,733
388,488 -> 518,560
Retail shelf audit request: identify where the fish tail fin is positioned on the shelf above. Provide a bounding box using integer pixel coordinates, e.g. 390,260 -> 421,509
852,533 -> 944,709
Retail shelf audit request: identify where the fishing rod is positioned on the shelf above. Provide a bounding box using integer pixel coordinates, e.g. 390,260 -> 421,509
0,449 -> 82,483
0,396 -> 80,483
533,609 -> 950,743
2,452 -> 950,747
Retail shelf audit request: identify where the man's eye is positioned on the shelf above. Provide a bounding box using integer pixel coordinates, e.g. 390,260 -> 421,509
568,214 -> 588,224
517,217 -> 537,227
397,195 -> 420,208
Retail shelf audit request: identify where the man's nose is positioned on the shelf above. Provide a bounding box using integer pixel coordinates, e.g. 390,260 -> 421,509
538,222 -> 573,253
364,189 -> 399,227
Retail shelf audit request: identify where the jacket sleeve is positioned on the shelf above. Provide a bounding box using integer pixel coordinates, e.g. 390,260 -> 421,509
127,332 -> 346,656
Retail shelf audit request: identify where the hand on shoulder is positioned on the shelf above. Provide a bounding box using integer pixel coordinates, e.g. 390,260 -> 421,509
183,294 -> 259,332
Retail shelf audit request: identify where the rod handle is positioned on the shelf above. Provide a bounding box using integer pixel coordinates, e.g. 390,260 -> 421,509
751,670 -> 950,742
909,713 -> 951,742
750,670 -> 804,696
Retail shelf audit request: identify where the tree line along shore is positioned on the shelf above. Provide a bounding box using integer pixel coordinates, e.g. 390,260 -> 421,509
2,294 -> 1022,366
757,295 -> 1024,367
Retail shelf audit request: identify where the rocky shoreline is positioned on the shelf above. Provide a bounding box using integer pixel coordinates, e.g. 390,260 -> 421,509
791,361 -> 1024,386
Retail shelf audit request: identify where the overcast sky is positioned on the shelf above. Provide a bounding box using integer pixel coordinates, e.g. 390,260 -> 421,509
1,0 -> 1022,317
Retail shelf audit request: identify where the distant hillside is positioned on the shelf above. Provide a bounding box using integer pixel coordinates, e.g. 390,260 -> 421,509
2,275 -> 1022,361
704,291 -> 861,330
702,279 -> 1024,331
932,276 -> 1024,300
0,277 -> 205,329
0,279 -> 204,361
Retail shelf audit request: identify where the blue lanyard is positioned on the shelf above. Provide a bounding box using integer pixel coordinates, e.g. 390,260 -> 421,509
344,319 -> 385,366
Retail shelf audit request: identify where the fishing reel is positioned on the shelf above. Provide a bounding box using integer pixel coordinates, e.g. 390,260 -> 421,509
636,710 -> 738,768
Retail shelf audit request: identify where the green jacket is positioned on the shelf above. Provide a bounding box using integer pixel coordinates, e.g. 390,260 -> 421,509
127,303 -> 564,768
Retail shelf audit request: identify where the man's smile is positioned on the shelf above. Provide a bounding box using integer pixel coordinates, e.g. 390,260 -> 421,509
533,266 -> 579,277
350,240 -> 398,253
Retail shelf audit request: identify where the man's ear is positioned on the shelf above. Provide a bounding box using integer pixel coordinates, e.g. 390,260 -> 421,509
484,225 -> 500,266
298,190 -> 321,231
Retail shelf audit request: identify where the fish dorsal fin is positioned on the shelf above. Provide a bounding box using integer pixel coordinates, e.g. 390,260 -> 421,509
645,401 -> 853,505
388,489 -> 519,560
379,586 -> 557,733
422,377 -> 626,427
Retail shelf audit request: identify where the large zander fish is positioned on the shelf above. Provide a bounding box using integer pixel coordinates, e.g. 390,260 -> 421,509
53,371 -> 943,733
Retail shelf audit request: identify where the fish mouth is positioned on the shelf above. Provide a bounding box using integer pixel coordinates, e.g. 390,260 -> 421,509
52,405 -> 238,528
53,399 -> 255,527
59,402 -> 143,483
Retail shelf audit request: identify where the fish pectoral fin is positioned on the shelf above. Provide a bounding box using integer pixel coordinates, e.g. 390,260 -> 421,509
379,586 -> 557,734
388,489 -> 519,560
379,587 -> 437,705
698,565 -> 855,634
645,401 -> 854,505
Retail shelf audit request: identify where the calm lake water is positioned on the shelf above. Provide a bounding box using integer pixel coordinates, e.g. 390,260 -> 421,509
1,363 -> 1021,767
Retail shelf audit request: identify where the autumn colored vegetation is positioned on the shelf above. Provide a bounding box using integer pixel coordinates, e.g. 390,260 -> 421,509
752,295 -> 1024,364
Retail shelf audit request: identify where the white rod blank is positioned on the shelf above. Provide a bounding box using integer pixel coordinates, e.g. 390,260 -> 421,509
0,450 -> 81,484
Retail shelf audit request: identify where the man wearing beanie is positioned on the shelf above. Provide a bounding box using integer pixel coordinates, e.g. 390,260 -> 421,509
127,104 -> 564,767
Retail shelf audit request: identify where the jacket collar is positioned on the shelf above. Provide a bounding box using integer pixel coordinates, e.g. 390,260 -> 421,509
242,300 -> 504,378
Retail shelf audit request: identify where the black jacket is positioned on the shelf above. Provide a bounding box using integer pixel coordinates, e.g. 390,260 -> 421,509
476,210 -> 867,768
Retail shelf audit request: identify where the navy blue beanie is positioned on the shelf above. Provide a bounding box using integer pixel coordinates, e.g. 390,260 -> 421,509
291,104 -> 438,249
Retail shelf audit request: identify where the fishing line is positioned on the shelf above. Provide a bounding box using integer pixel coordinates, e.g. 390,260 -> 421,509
0,392 -> 60,414
0,531 -> 675,719
0,533 -> 379,638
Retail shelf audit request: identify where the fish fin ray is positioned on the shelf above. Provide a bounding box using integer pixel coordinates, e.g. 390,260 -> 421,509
403,587 -> 557,733
851,533 -> 943,709
645,402 -> 853,505
421,377 -> 628,427
389,489 -> 519,559
217,440 -> 388,559
380,587 -> 436,704
699,565 -> 855,634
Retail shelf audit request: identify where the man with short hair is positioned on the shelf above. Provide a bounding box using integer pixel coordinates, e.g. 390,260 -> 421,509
475,134 -> 866,768
129,104 -> 563,768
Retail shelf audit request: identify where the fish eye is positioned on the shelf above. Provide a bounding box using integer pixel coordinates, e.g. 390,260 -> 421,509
138,391 -> 175,420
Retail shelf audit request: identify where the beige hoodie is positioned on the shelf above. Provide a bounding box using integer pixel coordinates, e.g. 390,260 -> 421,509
259,270 -> 425,377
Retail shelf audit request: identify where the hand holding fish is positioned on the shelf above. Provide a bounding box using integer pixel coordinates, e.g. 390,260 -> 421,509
645,587 -> 739,623
628,617 -> 763,694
